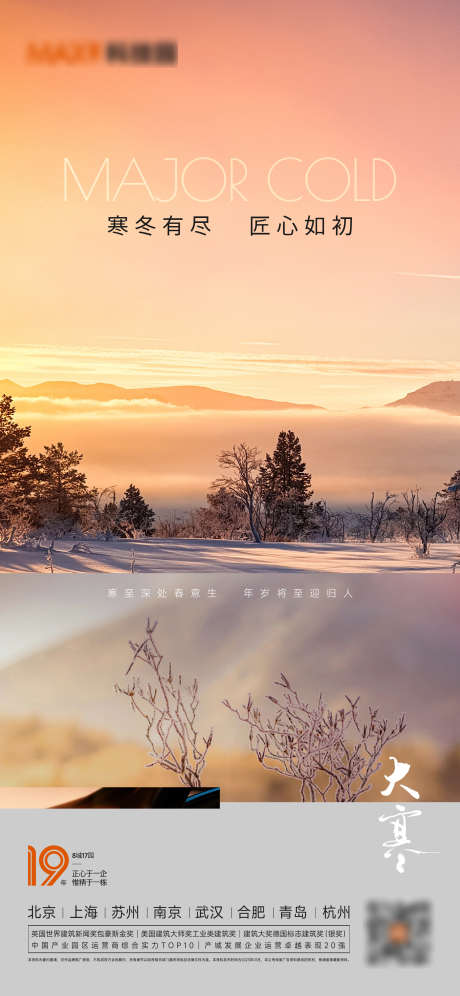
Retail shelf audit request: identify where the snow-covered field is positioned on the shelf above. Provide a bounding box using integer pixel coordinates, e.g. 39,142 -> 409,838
0,538 -> 459,573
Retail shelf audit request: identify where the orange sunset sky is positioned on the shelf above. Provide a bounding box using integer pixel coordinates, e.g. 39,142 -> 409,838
2,0 -> 459,409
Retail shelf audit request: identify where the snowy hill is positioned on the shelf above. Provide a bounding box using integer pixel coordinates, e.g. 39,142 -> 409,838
387,380 -> 460,414
0,380 -> 322,412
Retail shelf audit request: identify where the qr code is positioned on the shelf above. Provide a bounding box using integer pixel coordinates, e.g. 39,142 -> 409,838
366,901 -> 431,964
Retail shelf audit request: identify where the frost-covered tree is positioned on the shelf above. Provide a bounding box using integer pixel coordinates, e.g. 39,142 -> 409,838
313,499 -> 345,541
394,489 -> 421,542
198,487 -> 248,539
78,487 -> 119,537
212,443 -> 263,542
33,441 -> 91,530
0,395 -> 34,540
115,619 -> 213,787
116,484 -> 155,537
441,471 -> 460,541
224,674 -> 406,802
412,491 -> 447,556
357,491 -> 396,542
259,429 -> 314,539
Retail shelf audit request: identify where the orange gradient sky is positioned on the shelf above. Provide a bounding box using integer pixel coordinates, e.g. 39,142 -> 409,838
2,0 -> 459,406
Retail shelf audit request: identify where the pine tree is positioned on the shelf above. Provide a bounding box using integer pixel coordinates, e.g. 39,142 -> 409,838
259,429 -> 314,539
441,469 -> 460,541
101,497 -> 119,535
0,394 -> 33,531
116,484 -> 155,537
34,441 -> 90,528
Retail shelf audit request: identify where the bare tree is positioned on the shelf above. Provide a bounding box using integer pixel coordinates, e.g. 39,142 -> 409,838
314,499 -> 345,542
46,546 -> 55,573
115,620 -> 213,787
413,491 -> 447,556
397,488 -> 420,542
0,509 -> 34,547
155,510 -> 184,538
212,442 -> 263,542
363,491 -> 396,542
224,674 -> 406,801
83,486 -> 117,534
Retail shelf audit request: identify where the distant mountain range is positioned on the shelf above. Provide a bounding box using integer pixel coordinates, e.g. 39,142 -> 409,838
0,380 -> 322,412
2,378 -> 460,414
386,380 -> 460,415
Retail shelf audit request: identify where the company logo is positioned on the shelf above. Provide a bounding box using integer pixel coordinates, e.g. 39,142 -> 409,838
26,41 -> 177,66
27,845 -> 69,886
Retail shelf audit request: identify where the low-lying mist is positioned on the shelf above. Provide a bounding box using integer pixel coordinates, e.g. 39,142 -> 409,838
14,402 -> 460,509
